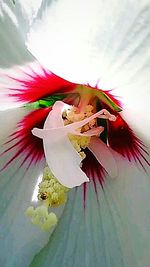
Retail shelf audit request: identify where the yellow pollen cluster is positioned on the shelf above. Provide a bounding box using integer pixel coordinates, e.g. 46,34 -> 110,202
68,134 -> 90,159
38,167 -> 69,207
25,205 -> 57,232
64,105 -> 96,159
65,106 -> 85,122
25,167 -> 69,231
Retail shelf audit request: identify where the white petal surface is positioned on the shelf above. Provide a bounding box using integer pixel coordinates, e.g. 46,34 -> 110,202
0,108 -> 65,267
27,0 -> 150,87
0,2 -> 37,110
0,0 -> 42,41
0,2 -> 34,68
30,151 -> 150,267
16,0 -> 42,30
121,90 -> 150,148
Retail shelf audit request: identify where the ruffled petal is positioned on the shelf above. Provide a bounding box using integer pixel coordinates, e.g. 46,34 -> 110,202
30,151 -> 150,267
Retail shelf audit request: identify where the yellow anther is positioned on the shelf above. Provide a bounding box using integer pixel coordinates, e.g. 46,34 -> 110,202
46,187 -> 55,195
89,119 -> 96,128
68,134 -> 90,156
79,151 -> 86,159
49,178 -> 56,187
83,124 -> 90,131
25,204 -> 57,231
38,167 -> 69,208
42,167 -> 55,180
53,183 -> 61,191
64,105 -> 98,160
52,192 -> 59,201
85,105 -> 93,112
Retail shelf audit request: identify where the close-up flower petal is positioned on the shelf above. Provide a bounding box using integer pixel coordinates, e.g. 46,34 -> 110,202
27,0 -> 150,145
30,151 -> 150,267
0,0 -> 150,267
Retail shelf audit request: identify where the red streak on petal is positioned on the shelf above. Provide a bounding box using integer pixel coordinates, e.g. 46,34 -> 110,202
83,182 -> 87,209
0,108 -> 51,172
82,149 -> 105,207
7,66 -> 76,103
100,91 -> 149,171
108,114 -> 149,169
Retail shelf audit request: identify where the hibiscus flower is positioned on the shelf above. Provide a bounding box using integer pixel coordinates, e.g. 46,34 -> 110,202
0,1 -> 150,267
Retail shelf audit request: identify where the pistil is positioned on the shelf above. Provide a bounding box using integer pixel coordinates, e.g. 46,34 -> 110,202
63,103 -> 116,159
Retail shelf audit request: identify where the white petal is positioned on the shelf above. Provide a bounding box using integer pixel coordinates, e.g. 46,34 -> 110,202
30,152 -> 150,267
16,0 -> 43,30
0,3 -> 37,110
27,0 -> 150,86
0,108 -> 25,141
0,0 -> 42,40
32,101 -> 89,188
89,137 -> 118,178
0,166 -> 47,267
120,87 -> 150,148
0,107 -> 65,266
0,2 -> 34,68
0,111 -> 45,265
0,162 -> 65,267
27,0 -> 95,83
